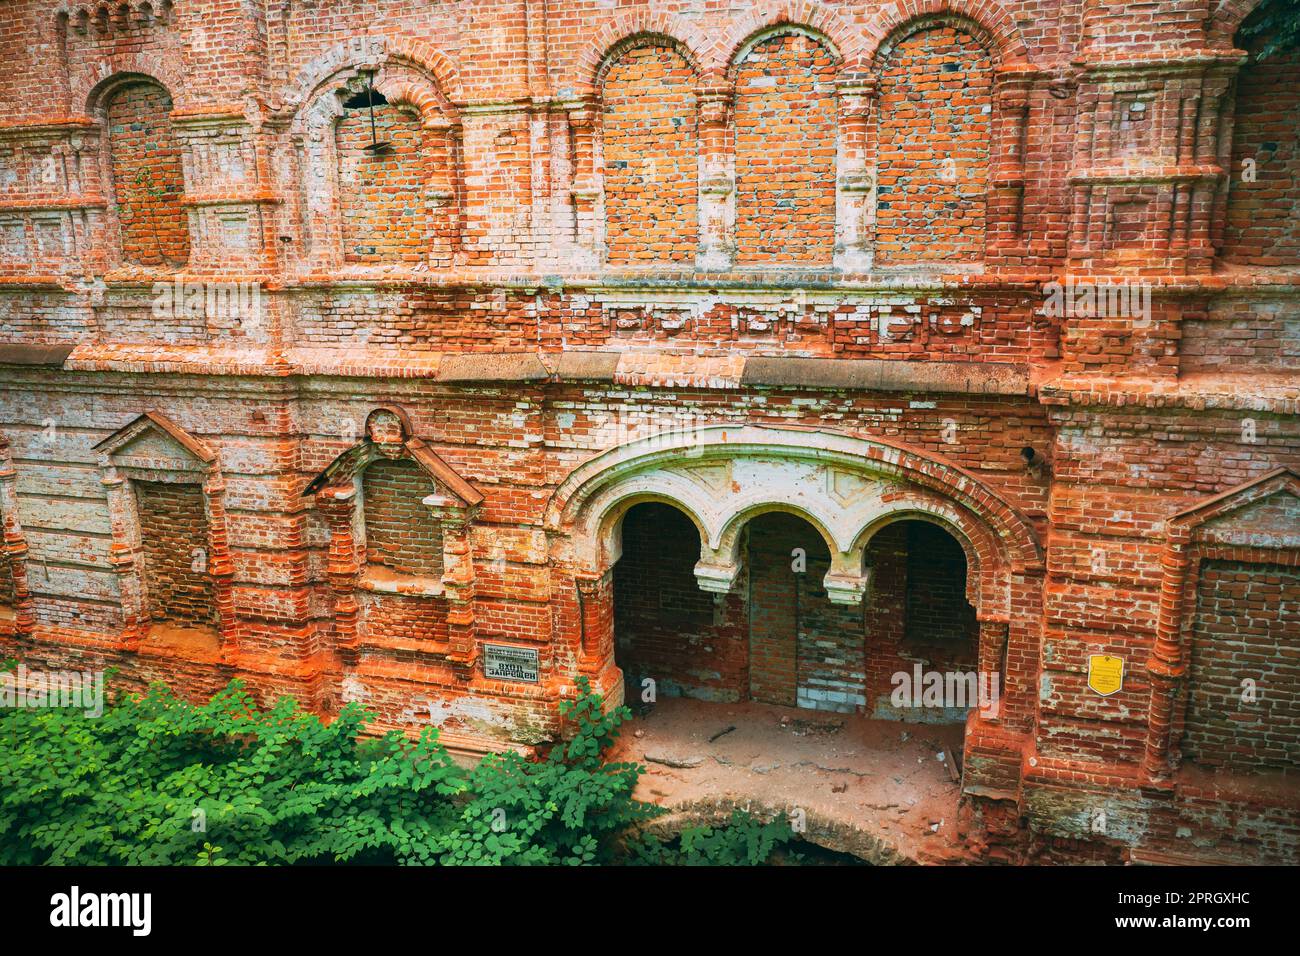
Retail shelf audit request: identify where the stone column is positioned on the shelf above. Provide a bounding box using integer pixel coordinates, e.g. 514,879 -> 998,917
696,86 -> 734,271
834,78 -> 877,272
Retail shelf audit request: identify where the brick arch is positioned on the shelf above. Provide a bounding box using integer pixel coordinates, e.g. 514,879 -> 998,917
859,0 -> 1029,71
1208,0 -> 1268,46
89,72 -> 190,268
718,1 -> 858,75
596,35 -> 703,265
378,78 -> 447,121
289,58 -> 462,270
869,15 -> 997,264
547,425 -> 1042,611
715,501 -> 842,564
576,13 -> 711,91
385,36 -> 466,104
849,492 -> 1010,620
81,62 -> 183,118
601,493 -> 711,569
278,35 -> 462,122
293,63 -> 455,138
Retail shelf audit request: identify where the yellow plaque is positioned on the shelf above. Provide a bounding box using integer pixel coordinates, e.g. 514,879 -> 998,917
1087,655 -> 1124,697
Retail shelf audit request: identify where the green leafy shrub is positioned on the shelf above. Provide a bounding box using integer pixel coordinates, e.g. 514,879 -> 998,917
0,677 -> 464,864
629,810 -> 801,866
0,664 -> 794,866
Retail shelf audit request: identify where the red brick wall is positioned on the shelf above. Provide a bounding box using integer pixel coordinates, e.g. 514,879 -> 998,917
1181,299 -> 1300,374
134,480 -> 217,629
1182,560 -> 1300,772
746,513 -> 800,706
361,592 -> 450,644
1223,48 -> 1300,266
335,100 -> 442,265
361,459 -> 444,578
733,32 -> 837,265
748,512 -> 867,712
613,502 -> 746,701
863,522 -> 909,712
105,81 -> 189,267
602,44 -> 698,265
874,25 -> 992,263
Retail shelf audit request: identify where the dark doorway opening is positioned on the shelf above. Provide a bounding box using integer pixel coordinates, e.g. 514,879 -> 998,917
613,502 -> 746,704
864,520 -> 980,722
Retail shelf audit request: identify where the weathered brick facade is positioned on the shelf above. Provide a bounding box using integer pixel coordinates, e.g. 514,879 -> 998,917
0,0 -> 1297,864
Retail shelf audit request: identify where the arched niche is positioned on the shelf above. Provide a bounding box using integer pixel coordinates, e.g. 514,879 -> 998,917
289,60 -> 461,272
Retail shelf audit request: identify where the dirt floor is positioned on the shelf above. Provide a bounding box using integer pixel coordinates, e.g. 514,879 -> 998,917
610,696 -> 980,864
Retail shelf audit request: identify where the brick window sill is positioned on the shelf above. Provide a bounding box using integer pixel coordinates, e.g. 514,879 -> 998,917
357,566 -> 444,598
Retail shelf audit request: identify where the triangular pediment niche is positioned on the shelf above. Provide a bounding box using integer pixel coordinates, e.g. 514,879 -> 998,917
1196,488 -> 1300,549
1172,469 -> 1300,551
94,412 -> 216,475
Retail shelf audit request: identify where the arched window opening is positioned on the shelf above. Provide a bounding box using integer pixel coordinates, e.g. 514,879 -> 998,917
105,80 -> 189,267
874,24 -> 993,264
733,32 -> 838,265
601,43 -> 699,264
613,502 -> 740,703
864,520 -> 979,722
335,91 -> 440,265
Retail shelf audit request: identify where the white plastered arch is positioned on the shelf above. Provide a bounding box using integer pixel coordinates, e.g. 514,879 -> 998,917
547,424 -> 1040,614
